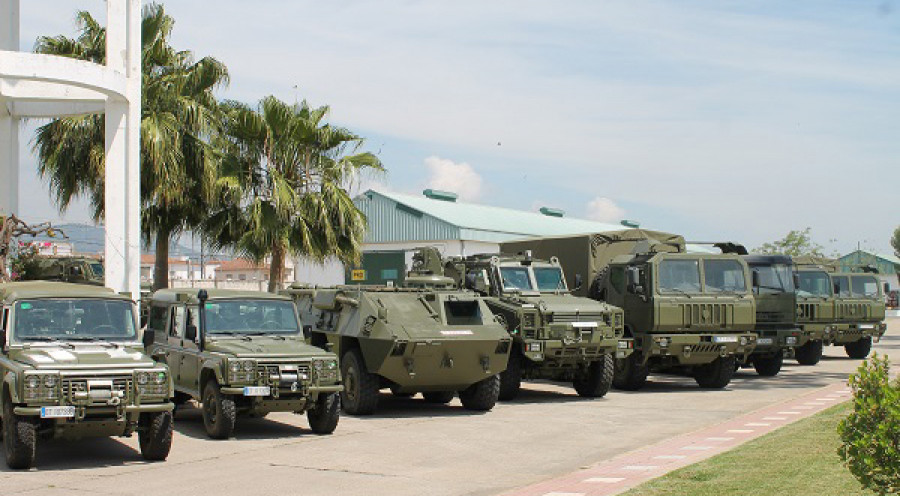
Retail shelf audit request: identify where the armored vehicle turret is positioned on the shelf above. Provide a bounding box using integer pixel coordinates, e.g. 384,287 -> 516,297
443,251 -> 629,400
286,283 -> 511,415
502,229 -> 757,391
0,282 -> 174,469
144,289 -> 342,438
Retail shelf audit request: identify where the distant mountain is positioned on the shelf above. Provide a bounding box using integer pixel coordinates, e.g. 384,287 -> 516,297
29,223 -> 206,258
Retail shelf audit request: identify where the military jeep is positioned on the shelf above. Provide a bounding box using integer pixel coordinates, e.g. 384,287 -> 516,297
144,289 -> 342,438
0,281 -> 174,469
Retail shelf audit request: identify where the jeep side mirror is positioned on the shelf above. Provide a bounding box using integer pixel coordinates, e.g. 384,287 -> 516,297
833,283 -> 841,295
574,273 -> 583,291
793,273 -> 801,289
884,283 -> 890,295
626,267 -> 643,294
142,329 -> 155,348
185,324 -> 198,342
752,270 -> 760,288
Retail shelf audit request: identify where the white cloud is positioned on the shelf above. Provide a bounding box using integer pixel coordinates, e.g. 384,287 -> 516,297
586,197 -> 625,223
424,156 -> 483,201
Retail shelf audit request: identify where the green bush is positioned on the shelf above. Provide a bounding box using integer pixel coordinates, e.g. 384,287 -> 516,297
838,354 -> 900,494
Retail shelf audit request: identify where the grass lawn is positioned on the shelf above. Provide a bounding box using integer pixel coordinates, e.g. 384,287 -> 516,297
622,402 -> 875,496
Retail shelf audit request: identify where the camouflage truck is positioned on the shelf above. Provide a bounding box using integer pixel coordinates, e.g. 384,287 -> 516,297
739,255 -> 805,376
441,251 -> 630,400
829,271 -> 888,358
285,283 -> 511,415
0,282 -> 173,469
502,229 -> 757,390
144,289 -> 342,438
793,260 -> 837,365
18,256 -> 104,286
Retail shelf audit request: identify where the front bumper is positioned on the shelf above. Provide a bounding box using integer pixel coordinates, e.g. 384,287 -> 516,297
14,400 -> 173,417
827,322 -> 886,344
750,328 -> 805,354
639,332 -> 757,365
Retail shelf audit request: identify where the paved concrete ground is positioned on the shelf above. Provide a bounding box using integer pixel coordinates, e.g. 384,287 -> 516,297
1,319 -> 897,496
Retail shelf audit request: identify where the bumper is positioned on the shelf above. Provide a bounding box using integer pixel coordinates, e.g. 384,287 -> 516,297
14,401 -> 174,417
826,322 -> 885,344
750,328 -> 805,354
640,333 -> 757,365
220,384 -> 343,396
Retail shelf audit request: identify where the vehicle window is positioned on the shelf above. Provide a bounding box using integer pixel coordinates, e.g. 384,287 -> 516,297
89,262 -> 104,278
170,305 -> 186,338
797,271 -> 832,297
148,305 -> 167,332
12,299 -> 137,342
499,267 -> 534,291
833,276 -> 851,297
850,276 -> 879,298
703,259 -> 746,293
752,264 -> 794,295
534,267 -> 567,291
609,267 -> 625,294
658,259 -> 701,293
204,299 -> 300,335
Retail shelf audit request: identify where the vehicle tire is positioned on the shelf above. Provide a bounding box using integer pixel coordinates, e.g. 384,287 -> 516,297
613,351 -> 649,391
307,392 -> 340,435
201,380 -> 236,439
752,353 -> 783,377
139,410 -> 173,461
458,375 -> 500,411
3,396 -> 36,470
694,355 -> 736,389
845,336 -> 872,359
422,391 -> 455,404
795,340 -> 823,366
340,350 -> 380,415
498,351 -> 522,401
573,354 -> 614,398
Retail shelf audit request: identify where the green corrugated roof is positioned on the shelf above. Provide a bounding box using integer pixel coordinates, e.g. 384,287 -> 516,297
838,250 -> 900,268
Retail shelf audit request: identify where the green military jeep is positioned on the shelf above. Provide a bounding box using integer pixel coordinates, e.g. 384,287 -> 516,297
0,282 -> 174,469
144,289 -> 342,438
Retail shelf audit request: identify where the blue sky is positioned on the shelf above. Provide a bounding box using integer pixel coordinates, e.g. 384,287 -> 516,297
16,1 -> 900,255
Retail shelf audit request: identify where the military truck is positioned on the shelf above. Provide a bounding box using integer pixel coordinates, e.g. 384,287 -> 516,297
0,281 -> 174,469
739,255 -> 804,376
286,283 -> 511,415
829,271 -> 888,358
502,229 -> 757,390
18,256 -> 104,286
793,261 -> 837,365
441,252 -> 629,400
144,289 -> 342,438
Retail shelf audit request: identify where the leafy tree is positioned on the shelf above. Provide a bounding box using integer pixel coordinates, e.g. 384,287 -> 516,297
838,354 -> 900,495
891,226 -> 900,259
32,4 -> 228,290
754,228 -> 827,257
206,96 -> 383,292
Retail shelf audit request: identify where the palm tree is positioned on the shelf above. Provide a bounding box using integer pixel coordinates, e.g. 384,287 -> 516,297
206,96 -> 383,292
32,4 -> 228,290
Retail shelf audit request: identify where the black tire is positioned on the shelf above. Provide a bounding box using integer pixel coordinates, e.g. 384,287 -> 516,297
573,354 -> 615,398
498,351 -> 522,401
795,340 -> 823,366
139,410 -> 173,461
845,336 -> 872,359
307,392 -> 340,435
422,391 -> 455,404
201,380 -> 236,439
694,355 -> 736,389
613,351 -> 649,391
340,349 -> 380,415
752,353 -> 783,377
458,375 -> 500,411
3,395 -> 36,469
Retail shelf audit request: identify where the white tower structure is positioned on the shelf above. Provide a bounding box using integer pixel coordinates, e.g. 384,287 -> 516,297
0,0 -> 142,299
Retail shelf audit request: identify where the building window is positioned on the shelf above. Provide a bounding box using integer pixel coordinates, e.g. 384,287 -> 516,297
226,274 -> 233,281
239,274 -> 247,281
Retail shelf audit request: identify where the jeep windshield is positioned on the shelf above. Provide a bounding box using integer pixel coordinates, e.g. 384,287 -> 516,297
850,275 -> 879,298
797,271 -> 832,297
13,298 -> 137,343
533,267 -> 567,292
752,264 -> 794,295
89,262 -> 104,279
658,259 -> 701,293
703,259 -> 747,293
204,299 -> 300,335
499,267 -> 534,291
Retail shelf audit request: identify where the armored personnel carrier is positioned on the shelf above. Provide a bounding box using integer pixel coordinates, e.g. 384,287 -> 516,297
285,280 -> 511,415
502,229 -> 757,390
442,251 -> 629,400
0,281 -> 174,469
144,289 -> 342,438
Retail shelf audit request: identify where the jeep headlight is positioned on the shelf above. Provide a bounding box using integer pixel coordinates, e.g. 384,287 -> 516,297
136,369 -> 168,396
136,371 -> 150,385
26,375 -> 41,389
227,359 -> 257,384
313,359 -> 338,383
23,372 -> 60,401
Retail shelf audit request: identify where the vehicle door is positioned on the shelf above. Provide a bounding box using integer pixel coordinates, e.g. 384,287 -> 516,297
179,305 -> 202,395
167,305 -> 186,390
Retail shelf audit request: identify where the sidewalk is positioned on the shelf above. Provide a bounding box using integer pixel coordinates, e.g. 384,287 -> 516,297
501,381 -> 852,496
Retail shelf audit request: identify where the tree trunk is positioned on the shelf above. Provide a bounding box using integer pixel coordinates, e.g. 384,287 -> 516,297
153,229 -> 170,291
268,241 -> 285,293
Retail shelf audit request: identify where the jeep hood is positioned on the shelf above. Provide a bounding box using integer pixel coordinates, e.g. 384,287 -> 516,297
204,337 -> 329,359
517,293 -> 613,315
15,345 -> 156,371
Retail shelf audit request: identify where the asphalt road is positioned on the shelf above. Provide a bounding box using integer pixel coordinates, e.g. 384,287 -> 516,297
2,319 -> 897,496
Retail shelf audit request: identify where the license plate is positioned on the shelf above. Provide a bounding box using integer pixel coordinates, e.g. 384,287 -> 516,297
40,406 -> 75,418
859,324 -> 875,330
757,338 -> 774,345
713,336 -> 738,343
243,386 -> 270,397
571,322 -> 598,328
786,337 -> 798,345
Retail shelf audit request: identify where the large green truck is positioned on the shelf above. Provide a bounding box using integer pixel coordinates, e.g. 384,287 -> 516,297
830,270 -> 888,358
502,229 -> 757,390
793,259 -> 837,365
442,251 -> 629,400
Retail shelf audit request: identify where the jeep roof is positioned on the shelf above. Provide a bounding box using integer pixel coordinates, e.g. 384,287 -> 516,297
0,281 -> 130,304
150,288 -> 293,304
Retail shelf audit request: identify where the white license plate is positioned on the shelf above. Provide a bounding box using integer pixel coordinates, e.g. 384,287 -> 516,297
757,338 -> 774,345
858,324 -> 875,330
40,406 -> 76,418
243,386 -> 270,397
786,337 -> 798,345
713,336 -> 738,343
571,322 -> 598,328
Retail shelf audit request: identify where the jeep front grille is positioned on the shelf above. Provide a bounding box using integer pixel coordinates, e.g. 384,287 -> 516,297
257,364 -> 311,388
550,312 -> 608,325
63,376 -> 132,404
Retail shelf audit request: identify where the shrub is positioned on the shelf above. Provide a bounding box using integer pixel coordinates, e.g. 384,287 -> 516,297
838,354 -> 900,494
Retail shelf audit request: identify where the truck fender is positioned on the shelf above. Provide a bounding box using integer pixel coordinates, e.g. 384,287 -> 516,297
201,361 -> 226,388
3,371 -> 20,405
